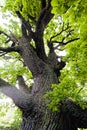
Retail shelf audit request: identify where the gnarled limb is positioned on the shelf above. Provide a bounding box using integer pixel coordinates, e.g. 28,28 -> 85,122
47,22 -> 79,78
0,78 -> 32,110
34,0 -> 53,61
17,75 -> 31,94
19,37 -> 46,77
16,11 -> 34,39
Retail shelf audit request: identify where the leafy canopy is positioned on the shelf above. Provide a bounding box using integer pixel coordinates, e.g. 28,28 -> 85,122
0,0 -> 87,112
3,0 -> 41,19
46,0 -> 87,111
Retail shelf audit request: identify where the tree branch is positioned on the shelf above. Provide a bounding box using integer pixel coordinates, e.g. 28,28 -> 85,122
36,0 -> 53,31
64,38 -> 80,44
0,78 -> 32,109
19,37 -> 46,77
16,11 -> 34,38
41,0 -> 46,9
16,11 -> 31,31
0,30 -> 10,38
33,0 -> 53,61
53,37 -> 79,50
48,22 -> 79,52
17,76 -> 31,94
50,22 -> 69,41
61,99 -> 87,128
0,30 -> 19,44
0,46 -> 20,54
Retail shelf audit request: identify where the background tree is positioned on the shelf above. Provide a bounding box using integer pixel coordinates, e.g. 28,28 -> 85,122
0,0 -> 87,130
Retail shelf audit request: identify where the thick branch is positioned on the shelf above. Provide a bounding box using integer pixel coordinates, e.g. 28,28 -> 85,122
0,78 -> 31,109
17,76 -> 31,94
61,99 -> 87,128
0,46 -> 20,54
16,11 -> 34,38
16,11 -> 31,31
34,0 -> 53,61
36,1 -> 53,32
21,23 -> 27,37
41,0 -> 46,9
48,38 -> 79,77
19,37 -> 46,77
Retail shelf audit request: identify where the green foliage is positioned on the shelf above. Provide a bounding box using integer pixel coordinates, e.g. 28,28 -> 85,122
3,0 -> 15,11
51,0 -> 76,15
42,0 -> 87,112
46,39 -> 87,111
0,94 -> 22,130
51,0 -> 87,41
3,0 -> 41,19
0,53 -> 32,85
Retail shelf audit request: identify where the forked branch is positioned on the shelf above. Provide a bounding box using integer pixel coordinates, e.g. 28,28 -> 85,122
53,37 -> 79,50
0,30 -> 19,44
17,75 -> 31,94
49,22 -> 72,42
16,11 -> 34,38
48,23 -> 79,51
34,0 -> 53,61
0,78 -> 31,109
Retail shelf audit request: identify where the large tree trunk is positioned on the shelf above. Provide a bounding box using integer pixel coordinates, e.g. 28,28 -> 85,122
20,66 -> 59,130
20,107 -> 78,130
16,66 -> 87,130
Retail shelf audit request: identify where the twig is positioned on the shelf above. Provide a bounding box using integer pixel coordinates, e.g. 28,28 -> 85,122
50,37 -> 79,50
0,30 -> 10,39
0,30 -> 19,44
50,22 -> 71,42
65,38 -> 79,44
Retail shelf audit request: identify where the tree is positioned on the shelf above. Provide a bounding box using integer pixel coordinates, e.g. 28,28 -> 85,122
0,0 -> 87,130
